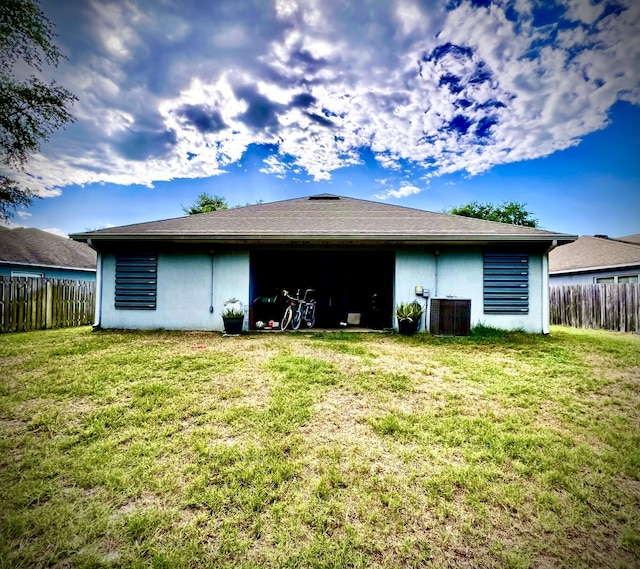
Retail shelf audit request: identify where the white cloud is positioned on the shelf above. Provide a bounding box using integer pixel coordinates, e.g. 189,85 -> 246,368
565,0 -> 605,25
1,220 -> 25,229
16,211 -> 32,218
9,0 -> 638,197
90,223 -> 116,230
43,228 -> 69,238
376,182 -> 423,200
260,155 -> 289,178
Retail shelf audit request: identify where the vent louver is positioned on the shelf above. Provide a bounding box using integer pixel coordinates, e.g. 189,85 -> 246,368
115,254 -> 157,310
308,194 -> 340,200
483,252 -> 529,313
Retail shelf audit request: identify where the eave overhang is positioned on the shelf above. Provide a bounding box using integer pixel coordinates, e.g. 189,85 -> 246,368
72,232 -> 577,248
550,261 -> 640,275
0,259 -> 97,272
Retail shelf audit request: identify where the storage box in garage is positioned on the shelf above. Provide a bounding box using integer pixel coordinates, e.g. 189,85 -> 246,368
347,312 -> 361,326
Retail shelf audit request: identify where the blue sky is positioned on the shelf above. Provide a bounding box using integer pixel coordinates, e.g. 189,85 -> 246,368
2,0 -> 639,238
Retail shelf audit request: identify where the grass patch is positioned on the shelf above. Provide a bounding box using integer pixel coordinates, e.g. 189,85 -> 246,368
1,326 -> 638,568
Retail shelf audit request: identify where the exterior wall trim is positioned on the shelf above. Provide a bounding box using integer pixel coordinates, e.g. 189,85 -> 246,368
550,262 -> 640,275
0,260 -> 96,273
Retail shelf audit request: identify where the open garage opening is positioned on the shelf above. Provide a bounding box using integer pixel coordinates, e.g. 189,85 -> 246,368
250,249 -> 395,330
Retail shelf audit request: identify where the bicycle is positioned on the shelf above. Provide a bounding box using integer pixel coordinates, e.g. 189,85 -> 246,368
280,289 -> 317,331
280,289 -> 297,331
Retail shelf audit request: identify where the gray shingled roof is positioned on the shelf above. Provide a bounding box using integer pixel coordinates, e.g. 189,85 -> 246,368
71,194 -> 575,245
616,234 -> 640,245
549,236 -> 640,274
0,227 -> 96,270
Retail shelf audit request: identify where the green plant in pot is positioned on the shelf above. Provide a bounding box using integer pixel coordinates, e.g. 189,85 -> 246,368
221,299 -> 244,335
395,301 -> 424,335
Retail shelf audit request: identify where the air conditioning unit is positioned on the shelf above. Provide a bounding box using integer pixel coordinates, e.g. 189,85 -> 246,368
430,298 -> 471,336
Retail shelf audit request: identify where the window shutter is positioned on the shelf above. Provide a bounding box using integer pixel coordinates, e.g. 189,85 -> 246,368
483,252 -> 529,313
115,255 -> 157,310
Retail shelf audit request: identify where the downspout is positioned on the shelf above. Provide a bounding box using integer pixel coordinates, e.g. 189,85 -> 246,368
542,240 -> 557,334
433,249 -> 440,297
427,249 -> 440,334
88,239 -> 102,330
209,251 -> 215,314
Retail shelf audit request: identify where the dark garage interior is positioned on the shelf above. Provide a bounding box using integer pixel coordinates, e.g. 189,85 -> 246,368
250,249 -> 394,329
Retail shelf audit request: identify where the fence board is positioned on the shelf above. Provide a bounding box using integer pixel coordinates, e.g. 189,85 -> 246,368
0,277 -> 95,334
550,283 -> 640,333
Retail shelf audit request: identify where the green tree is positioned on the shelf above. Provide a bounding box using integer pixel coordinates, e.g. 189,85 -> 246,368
0,0 -> 77,220
448,201 -> 538,227
182,193 -> 229,215
0,177 -> 32,220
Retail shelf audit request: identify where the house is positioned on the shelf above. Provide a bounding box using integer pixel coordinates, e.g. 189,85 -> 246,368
70,194 -> 576,334
0,227 -> 97,281
548,235 -> 640,285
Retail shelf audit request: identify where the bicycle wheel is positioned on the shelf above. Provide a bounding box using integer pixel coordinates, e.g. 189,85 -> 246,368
281,305 -> 293,331
292,306 -> 302,330
306,303 -> 316,328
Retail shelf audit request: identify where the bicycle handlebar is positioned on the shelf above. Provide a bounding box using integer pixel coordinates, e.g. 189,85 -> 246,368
282,288 -> 316,303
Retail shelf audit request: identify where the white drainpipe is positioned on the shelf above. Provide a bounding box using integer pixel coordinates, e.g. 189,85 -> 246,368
88,240 -> 102,329
542,240 -> 558,334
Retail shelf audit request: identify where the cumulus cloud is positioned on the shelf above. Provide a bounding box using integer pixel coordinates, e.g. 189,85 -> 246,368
376,182 -> 424,199
260,155 -> 290,178
4,0 -> 638,197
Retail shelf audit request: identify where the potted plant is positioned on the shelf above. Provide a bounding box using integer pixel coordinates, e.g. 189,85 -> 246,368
221,299 -> 245,335
395,301 -> 424,335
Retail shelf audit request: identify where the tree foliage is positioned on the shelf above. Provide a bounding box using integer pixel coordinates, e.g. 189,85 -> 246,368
182,193 -> 229,215
448,201 -> 538,227
0,0 -> 77,220
0,176 -> 34,220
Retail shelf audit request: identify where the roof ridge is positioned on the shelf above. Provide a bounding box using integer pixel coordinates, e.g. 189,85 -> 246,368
582,235 -> 640,249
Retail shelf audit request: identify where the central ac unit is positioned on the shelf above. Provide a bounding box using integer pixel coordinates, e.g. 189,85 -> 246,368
430,298 -> 471,336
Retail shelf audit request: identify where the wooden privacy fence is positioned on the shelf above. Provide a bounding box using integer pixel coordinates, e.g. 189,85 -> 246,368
0,277 -> 95,334
550,283 -> 640,333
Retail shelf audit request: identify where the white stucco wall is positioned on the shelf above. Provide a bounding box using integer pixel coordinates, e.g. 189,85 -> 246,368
99,250 -> 250,331
99,247 -> 548,333
395,248 -> 548,333
394,250 -> 434,331
211,250 -> 251,331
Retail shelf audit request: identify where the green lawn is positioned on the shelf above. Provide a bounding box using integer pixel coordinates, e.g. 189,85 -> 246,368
1,326 -> 638,568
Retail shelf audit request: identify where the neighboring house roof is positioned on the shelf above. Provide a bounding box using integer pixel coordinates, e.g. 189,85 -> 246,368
549,235 -> 640,275
616,233 -> 640,245
0,227 -> 97,271
71,194 -> 576,246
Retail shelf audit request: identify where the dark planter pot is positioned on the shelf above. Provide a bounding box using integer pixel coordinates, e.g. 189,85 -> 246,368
223,316 -> 244,335
397,317 -> 420,335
